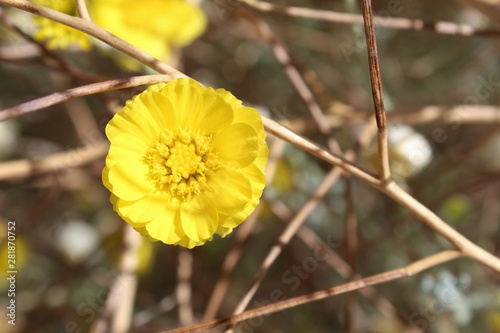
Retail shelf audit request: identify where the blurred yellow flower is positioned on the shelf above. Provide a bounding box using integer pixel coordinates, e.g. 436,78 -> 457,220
272,159 -> 294,193
92,0 -> 206,63
488,310 -> 500,333
32,0 -> 92,50
102,78 -> 268,248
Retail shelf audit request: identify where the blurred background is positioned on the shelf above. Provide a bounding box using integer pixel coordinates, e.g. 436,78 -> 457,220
0,0 -> 500,332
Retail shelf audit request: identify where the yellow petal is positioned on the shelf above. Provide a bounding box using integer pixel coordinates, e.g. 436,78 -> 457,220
122,98 -> 163,139
207,168 -> 253,215
216,224 -> 233,238
232,107 -> 268,170
180,196 -> 218,242
244,163 -> 267,198
215,88 -> 243,109
163,78 -> 233,132
114,191 -> 167,224
113,198 -> 149,228
107,161 -> 151,201
106,107 -> 156,143
161,78 -> 203,127
102,166 -> 113,192
106,135 -> 149,167
141,91 -> 178,131
233,106 -> 265,138
146,82 -> 167,93
197,88 -> 234,133
219,166 -> 265,228
145,205 -> 183,244
253,141 -> 270,175
110,193 -> 118,206
214,123 -> 258,168
175,235 -> 207,249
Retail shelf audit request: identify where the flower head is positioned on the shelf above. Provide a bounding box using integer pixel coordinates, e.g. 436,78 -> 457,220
92,0 -> 206,63
102,78 -> 268,248
32,0 -> 92,50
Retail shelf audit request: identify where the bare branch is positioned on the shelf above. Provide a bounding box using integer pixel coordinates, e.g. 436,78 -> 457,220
0,141 -> 109,181
239,0 -> 500,38
246,12 -> 341,153
162,251 -> 462,333
0,74 -> 172,121
230,167 -> 344,318
91,225 -> 141,333
361,0 -> 390,181
177,249 -> 195,326
75,0 -> 91,21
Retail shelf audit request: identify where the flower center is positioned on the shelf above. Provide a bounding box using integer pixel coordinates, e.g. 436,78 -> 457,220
145,127 -> 219,201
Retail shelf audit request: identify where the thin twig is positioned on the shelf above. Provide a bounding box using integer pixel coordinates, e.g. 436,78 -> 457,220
91,225 -> 142,333
0,44 -> 40,59
133,295 -> 176,327
281,105 -> 500,132
262,117 -> 380,185
0,7 -> 105,82
111,226 -> 142,333
229,167 -> 344,321
1,55 -> 109,82
0,74 -> 172,121
162,251 -> 462,333
75,0 -> 91,20
386,105 -> 500,125
361,0 -> 390,181
344,177 -> 358,333
177,249 -> 195,326
51,75 -> 100,144
270,201 -> 400,321
0,141 -> 109,181
381,182 -> 500,272
345,179 -> 358,273
246,11 -> 341,153
239,0 -> 500,38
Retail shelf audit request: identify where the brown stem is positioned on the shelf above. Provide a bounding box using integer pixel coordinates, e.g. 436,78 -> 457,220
162,251 -> 462,333
361,0 -> 390,181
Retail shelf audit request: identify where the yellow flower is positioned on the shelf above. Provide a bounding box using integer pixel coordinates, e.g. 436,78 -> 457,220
92,0 -> 206,63
32,0 -> 92,50
102,78 -> 268,248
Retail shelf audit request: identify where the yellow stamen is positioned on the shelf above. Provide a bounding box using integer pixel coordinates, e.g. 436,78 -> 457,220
145,127 -> 219,201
